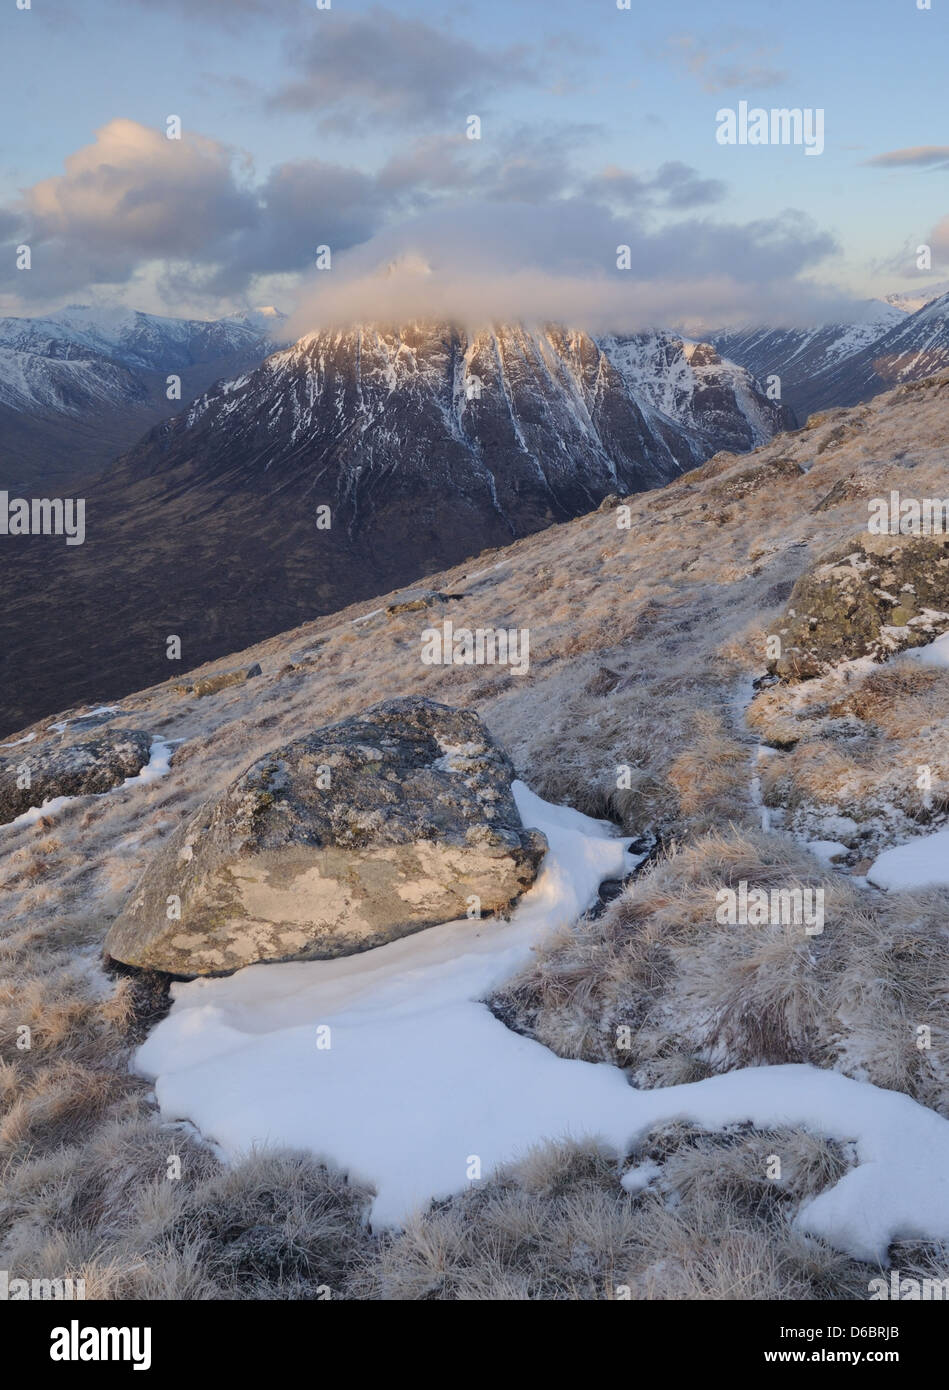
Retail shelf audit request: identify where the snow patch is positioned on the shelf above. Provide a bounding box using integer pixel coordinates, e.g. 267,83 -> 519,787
136,784 -> 949,1260
903,631 -> 949,668
867,829 -> 949,891
805,840 -> 851,865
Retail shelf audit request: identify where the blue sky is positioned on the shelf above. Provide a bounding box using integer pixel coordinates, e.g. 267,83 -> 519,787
2,0 -> 947,327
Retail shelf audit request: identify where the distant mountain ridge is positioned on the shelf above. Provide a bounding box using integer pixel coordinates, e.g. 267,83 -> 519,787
712,293 -> 949,418
885,282 -> 949,315
0,305 -> 285,488
0,319 -> 790,733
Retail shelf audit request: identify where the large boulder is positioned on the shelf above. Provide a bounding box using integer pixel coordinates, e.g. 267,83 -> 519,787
105,697 -> 547,976
769,534 -> 949,680
0,728 -> 153,825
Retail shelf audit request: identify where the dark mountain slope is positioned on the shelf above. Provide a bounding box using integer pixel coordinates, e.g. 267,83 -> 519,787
0,321 -> 789,734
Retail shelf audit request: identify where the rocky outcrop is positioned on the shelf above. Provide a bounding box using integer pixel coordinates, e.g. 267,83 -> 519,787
710,452 -> 805,502
175,663 -> 262,698
0,728 -> 153,824
385,589 -> 463,616
105,697 -> 547,976
769,534 -> 949,679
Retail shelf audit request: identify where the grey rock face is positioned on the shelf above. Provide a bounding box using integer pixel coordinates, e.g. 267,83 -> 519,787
105,697 -> 547,976
0,728 -> 153,824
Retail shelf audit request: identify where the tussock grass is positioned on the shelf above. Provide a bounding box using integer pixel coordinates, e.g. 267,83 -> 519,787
749,656 -> 949,853
667,711 -> 751,829
0,910 -> 376,1299
358,1129 -> 886,1300
494,827 -> 949,1110
2,1122 -> 374,1299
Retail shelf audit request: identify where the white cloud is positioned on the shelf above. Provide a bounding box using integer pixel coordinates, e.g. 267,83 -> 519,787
287,200 -> 850,337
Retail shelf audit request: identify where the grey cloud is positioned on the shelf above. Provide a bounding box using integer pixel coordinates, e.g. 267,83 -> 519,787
376,136 -> 477,197
1,115 -> 837,333
585,161 -> 726,211
665,33 -> 787,93
287,199 -> 843,338
200,159 -> 391,295
0,208 -> 23,242
373,123 -> 591,205
651,162 -> 727,209
0,119 -> 427,306
0,120 -> 258,301
271,6 -> 537,126
866,147 -> 949,169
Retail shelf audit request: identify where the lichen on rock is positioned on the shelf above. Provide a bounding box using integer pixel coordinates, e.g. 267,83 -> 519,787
769,533 -> 949,680
105,696 -> 547,976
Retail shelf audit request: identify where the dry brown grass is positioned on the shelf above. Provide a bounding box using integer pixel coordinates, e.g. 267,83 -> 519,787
494,826 -> 949,1109
357,1128 -> 892,1300
833,664 -> 945,726
748,654 -> 949,853
667,711 -> 750,827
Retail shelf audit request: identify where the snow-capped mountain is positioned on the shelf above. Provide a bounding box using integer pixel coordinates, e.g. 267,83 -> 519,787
0,342 -> 148,417
0,320 -> 789,727
181,321 -> 790,488
0,306 -> 280,488
222,306 -> 291,341
0,305 -> 266,378
712,293 -> 949,418
884,281 -> 949,315
805,289 -> 949,409
711,300 -> 905,419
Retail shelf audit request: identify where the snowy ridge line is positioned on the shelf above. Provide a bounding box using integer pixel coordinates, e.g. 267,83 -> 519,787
177,321 -> 782,489
136,783 -> 949,1258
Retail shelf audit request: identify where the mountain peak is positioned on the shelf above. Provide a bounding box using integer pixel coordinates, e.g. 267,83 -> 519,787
885,281 -> 949,315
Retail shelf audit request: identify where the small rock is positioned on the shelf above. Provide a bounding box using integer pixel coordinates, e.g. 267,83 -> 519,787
585,666 -> 622,696
385,589 -> 463,616
0,729 -> 153,825
176,663 -> 262,697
